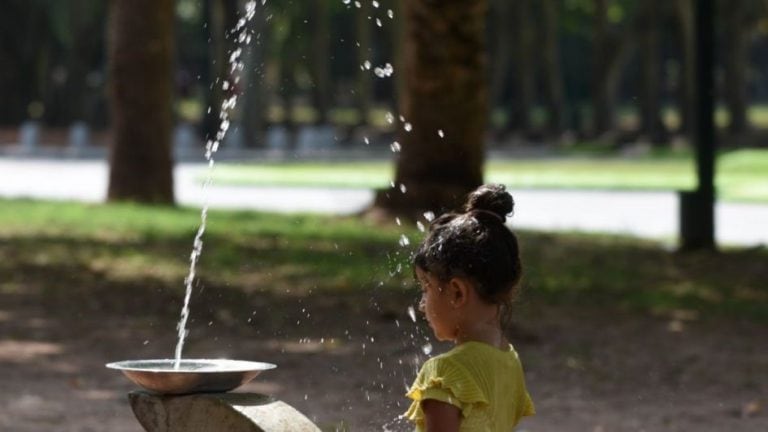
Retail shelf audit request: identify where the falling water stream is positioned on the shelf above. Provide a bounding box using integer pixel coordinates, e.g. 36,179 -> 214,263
169,1 -> 438,428
173,0 -> 261,370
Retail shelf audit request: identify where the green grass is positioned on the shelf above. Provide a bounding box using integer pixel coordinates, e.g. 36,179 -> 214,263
209,149 -> 768,203
0,199 -> 765,323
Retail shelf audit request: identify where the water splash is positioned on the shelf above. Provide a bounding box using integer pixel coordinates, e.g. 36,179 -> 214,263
174,0 -> 261,370
407,306 -> 417,322
374,63 -> 394,78
421,343 -> 433,355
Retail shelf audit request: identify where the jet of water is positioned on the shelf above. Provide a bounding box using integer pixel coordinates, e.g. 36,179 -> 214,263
174,0 -> 262,370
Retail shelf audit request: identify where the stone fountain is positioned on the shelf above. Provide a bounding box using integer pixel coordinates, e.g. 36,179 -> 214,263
107,359 -> 320,432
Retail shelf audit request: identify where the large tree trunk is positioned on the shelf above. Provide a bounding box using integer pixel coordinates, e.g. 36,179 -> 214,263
540,0 -> 565,135
637,0 -> 667,144
676,0 -> 696,135
310,0 -> 331,125
371,0 -> 488,218
107,0 -> 174,203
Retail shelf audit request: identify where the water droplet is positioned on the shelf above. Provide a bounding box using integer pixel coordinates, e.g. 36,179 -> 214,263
422,343 -> 433,355
399,183 -> 407,193
423,211 -> 435,222
342,0 -> 350,4
143,340 -> 150,345
395,217 -> 402,226
404,122 -> 412,132
399,234 -> 410,247
363,60 -> 371,70
390,141 -> 401,152
364,136 -> 370,145
407,306 -> 417,322
372,0 -> 380,8
388,9 -> 394,18
416,221 -> 425,232
222,80 -> 230,90
376,18 -> 382,27
438,129 -> 444,138
374,63 -> 394,78
385,112 -> 395,124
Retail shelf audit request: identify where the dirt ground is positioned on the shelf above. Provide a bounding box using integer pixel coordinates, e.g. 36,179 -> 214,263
0,281 -> 766,432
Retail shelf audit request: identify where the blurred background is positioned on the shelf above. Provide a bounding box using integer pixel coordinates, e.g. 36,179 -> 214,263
1,1 -> 767,431
2,0 -> 768,151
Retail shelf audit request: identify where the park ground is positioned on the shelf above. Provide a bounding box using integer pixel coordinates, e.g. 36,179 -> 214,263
0,200 -> 765,431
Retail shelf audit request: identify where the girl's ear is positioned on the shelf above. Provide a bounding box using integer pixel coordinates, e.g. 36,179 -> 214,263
447,277 -> 471,307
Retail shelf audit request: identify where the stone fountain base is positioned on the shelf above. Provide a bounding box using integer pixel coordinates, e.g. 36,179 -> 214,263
129,391 -> 320,432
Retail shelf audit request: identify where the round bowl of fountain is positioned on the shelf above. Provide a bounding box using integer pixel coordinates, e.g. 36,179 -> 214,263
106,359 -> 277,395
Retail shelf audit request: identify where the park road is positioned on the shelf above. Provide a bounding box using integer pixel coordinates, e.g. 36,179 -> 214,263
1,157 -> 766,247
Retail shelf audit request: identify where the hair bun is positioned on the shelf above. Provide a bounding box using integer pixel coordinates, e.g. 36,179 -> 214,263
464,184 -> 514,222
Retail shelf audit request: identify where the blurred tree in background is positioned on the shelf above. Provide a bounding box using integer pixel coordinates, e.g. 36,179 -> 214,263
106,0 -> 175,203
371,0 -> 489,218
3,0 -> 768,146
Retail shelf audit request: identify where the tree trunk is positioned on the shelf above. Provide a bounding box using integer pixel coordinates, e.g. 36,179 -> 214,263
676,0 -> 696,135
638,0 -> 667,144
489,0 -> 512,108
107,0 -> 174,204
202,0 -> 238,141
371,0 -> 488,219
279,23 -> 299,148
355,0 -> 373,127
506,0 -> 534,135
64,0 -> 100,123
722,3 -> 750,135
240,0 -> 267,147
310,0 -> 331,125
591,0 -> 613,136
591,0 -> 635,138
388,0 -> 405,122
541,0 -> 565,135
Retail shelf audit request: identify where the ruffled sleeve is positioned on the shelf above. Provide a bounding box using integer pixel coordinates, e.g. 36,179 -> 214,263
404,356 -> 489,425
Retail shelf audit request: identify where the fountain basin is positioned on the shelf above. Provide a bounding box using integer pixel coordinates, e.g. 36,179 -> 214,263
106,359 -> 276,395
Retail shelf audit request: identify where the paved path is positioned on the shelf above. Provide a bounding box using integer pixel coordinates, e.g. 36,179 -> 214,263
1,157 -> 766,247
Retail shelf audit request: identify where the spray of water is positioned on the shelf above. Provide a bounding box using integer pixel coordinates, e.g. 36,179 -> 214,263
174,0 -> 262,370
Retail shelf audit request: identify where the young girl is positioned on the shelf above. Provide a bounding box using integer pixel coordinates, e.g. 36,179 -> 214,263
404,184 -> 535,432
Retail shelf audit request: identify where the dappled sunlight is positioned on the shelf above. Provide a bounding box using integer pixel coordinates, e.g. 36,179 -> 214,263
76,389 -> 124,401
87,253 -> 185,284
264,337 -> 352,355
235,379 -> 283,395
0,340 -> 62,362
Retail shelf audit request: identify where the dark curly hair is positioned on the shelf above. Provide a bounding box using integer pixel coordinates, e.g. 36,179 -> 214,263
413,184 -> 522,307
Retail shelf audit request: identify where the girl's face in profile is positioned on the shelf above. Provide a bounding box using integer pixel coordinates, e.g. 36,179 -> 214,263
416,267 -> 458,342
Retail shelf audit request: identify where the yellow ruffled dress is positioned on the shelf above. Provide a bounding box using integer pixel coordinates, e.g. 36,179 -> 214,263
405,341 -> 535,431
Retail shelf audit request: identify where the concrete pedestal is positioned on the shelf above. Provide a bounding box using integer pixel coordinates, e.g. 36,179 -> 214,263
128,391 -> 320,432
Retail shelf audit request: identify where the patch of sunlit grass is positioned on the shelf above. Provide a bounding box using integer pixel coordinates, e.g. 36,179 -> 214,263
0,199 -> 765,322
